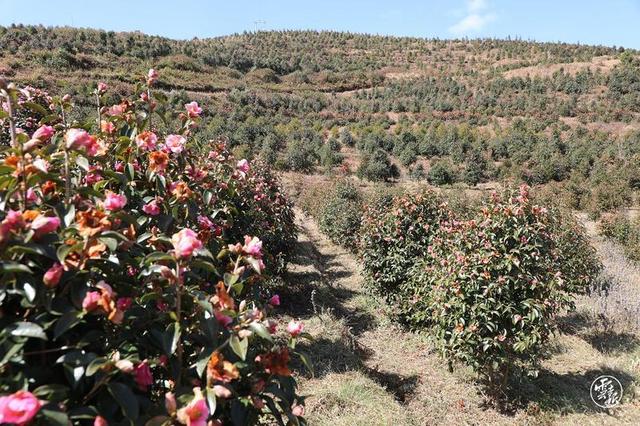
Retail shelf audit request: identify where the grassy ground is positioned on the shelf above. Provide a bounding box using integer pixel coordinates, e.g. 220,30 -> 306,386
276,209 -> 640,425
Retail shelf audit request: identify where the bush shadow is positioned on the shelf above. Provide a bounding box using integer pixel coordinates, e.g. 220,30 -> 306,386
511,366 -> 635,415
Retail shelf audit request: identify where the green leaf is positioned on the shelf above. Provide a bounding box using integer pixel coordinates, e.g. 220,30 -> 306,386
229,335 -> 248,361
249,322 -> 273,342
295,351 -> 314,376
0,261 -> 33,274
23,282 -> 36,302
40,409 -> 70,426
33,384 -> 69,402
54,311 -> 83,340
168,322 -> 181,355
86,357 -> 109,376
109,382 -> 139,419
9,322 -> 47,340
145,416 -> 172,426
63,204 -> 76,227
22,101 -> 49,116
223,273 -> 238,287
98,237 -> 118,252
75,156 -> 90,171
206,387 -> 217,416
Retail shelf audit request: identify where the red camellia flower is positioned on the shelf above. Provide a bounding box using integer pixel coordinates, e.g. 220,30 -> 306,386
134,360 -> 153,391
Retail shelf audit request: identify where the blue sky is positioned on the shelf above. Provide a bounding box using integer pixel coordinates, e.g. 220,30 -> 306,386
1,0 -> 639,48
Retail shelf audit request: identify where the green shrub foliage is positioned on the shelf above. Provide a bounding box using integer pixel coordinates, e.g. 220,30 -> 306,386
360,190 -> 449,304
403,185 -> 601,391
600,212 -> 640,262
318,180 -> 363,252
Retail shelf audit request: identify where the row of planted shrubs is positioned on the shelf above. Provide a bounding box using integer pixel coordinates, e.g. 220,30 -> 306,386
300,178 -> 602,395
600,212 -> 640,262
0,73 -> 308,425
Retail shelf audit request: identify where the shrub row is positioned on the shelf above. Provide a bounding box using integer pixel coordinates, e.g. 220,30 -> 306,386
600,212 -> 640,262
0,74 -> 306,425
303,179 -> 602,396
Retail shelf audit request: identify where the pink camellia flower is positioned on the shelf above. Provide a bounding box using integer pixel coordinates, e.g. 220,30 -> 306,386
242,236 -> 263,258
85,168 -> 103,185
176,387 -> 209,426
116,297 -> 133,312
135,131 -> 158,151
227,242 -> 242,255
43,263 -> 64,288
114,161 -> 124,172
106,104 -> 125,117
287,320 -> 304,337
26,188 -> 40,205
185,101 -> 202,118
65,128 -> 92,150
171,228 -> 203,258
97,82 -> 108,93
142,200 -> 161,216
101,120 -> 115,134
102,191 -> 127,211
82,291 -> 102,312
292,405 -> 305,417
94,415 -> 108,426
269,294 -> 280,306
147,68 -> 159,85
214,310 -> 233,328
30,215 -> 60,236
165,134 -> 186,154
32,125 -> 54,142
134,360 -> 153,391
236,159 -> 250,174
265,319 -> 277,334
0,390 -> 42,425
65,129 -> 100,156
197,215 -> 213,230
213,385 -> 232,399
115,359 -> 134,373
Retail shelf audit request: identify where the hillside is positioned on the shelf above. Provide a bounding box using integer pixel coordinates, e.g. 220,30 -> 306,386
3,26 -> 640,217
2,24 -> 640,425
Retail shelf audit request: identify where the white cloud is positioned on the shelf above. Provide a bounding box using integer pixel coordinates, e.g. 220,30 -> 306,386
449,0 -> 496,35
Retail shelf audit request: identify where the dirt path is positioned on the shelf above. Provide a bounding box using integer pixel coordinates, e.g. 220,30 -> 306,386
279,210 -> 640,425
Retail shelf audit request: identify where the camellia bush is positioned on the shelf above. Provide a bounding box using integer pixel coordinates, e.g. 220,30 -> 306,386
404,185 -> 601,395
317,180 -> 363,252
359,190 -> 450,307
0,72 -> 307,425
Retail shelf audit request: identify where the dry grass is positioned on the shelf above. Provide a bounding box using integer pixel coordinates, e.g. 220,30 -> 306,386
274,206 -> 640,425
502,56 -> 619,79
